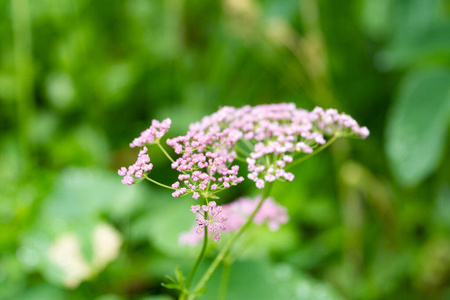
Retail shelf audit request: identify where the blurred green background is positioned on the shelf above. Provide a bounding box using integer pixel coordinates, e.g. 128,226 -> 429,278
1,0 -> 450,299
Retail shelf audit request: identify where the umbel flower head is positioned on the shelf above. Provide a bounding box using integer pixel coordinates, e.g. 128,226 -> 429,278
190,201 -> 227,242
179,196 -> 289,246
167,103 -> 369,192
118,103 -> 369,242
119,103 -> 369,192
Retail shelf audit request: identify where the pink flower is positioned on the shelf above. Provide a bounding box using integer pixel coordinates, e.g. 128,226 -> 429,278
121,175 -> 134,186
179,196 -> 289,246
191,205 -> 201,213
118,167 -> 127,176
256,179 -> 265,189
177,103 -> 368,189
118,147 -> 154,185
184,201 -> 227,242
130,118 -> 172,148
212,233 -> 221,241
120,104 -> 368,193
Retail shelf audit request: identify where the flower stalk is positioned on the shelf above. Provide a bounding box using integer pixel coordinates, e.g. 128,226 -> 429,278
188,182 -> 273,299
184,206 -> 209,292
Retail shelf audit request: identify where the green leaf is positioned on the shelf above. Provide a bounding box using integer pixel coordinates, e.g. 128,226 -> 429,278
385,68 -> 450,186
161,282 -> 181,290
161,266 -> 186,292
175,266 -> 185,286
381,0 -> 450,68
164,275 -> 176,283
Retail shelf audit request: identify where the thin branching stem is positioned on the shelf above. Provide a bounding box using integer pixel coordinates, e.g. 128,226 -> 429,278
189,183 -> 274,299
143,174 -> 175,190
157,141 -> 175,163
287,135 -> 338,170
185,213 -> 209,291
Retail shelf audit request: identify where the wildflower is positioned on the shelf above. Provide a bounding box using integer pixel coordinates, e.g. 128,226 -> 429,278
174,103 -> 369,189
179,196 -> 289,246
129,118 -> 172,148
167,135 -> 244,198
120,104 -> 369,193
118,146 -> 154,185
185,201 -> 227,242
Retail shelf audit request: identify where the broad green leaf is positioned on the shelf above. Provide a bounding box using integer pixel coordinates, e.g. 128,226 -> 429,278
385,68 -> 450,186
381,0 -> 450,68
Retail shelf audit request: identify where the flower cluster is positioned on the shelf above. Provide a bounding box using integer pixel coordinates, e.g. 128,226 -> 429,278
118,118 -> 172,185
119,104 -> 368,244
190,201 -> 227,242
167,131 -> 244,199
118,147 -> 153,185
182,103 -> 369,189
225,196 -> 289,231
129,118 -> 172,148
179,196 -> 289,246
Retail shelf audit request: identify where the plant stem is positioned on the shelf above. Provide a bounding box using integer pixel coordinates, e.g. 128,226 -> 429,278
185,212 -> 209,290
288,135 -> 338,170
189,183 -> 273,299
157,141 -> 175,163
143,174 -> 175,190
233,157 -> 247,163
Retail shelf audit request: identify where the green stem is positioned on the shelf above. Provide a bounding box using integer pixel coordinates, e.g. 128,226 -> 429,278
233,157 -> 247,163
143,174 -> 175,190
157,141 -> 175,163
185,221 -> 209,291
189,183 -> 274,299
287,135 -> 338,170
235,146 -> 250,158
156,141 -> 199,190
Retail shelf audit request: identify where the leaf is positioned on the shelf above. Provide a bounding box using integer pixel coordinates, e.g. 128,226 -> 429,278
175,266 -> 185,286
161,283 -> 180,290
385,68 -> 450,186
164,275 -> 176,283
380,0 -> 450,68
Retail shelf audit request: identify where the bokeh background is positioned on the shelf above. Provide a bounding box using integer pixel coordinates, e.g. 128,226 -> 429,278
1,0 -> 449,299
